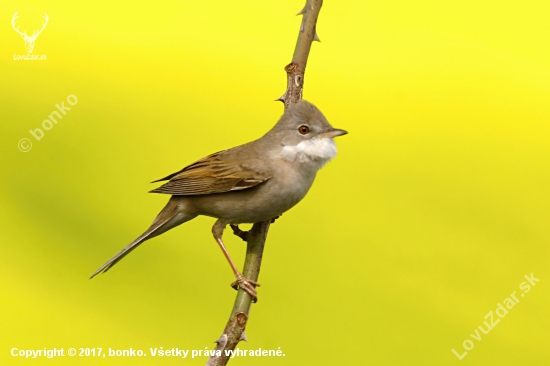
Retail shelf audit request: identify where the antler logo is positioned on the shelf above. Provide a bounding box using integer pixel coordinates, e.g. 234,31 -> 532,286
12,11 -> 49,54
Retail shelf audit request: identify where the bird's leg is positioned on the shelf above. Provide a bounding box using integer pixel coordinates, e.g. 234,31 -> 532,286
213,220 -> 260,302
230,224 -> 248,242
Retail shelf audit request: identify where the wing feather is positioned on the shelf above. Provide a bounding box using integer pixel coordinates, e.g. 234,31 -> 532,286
149,151 -> 270,195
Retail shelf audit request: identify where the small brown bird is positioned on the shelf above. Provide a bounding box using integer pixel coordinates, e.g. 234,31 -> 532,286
91,100 -> 346,301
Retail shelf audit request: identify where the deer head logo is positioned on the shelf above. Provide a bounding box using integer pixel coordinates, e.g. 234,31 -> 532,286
12,11 -> 49,54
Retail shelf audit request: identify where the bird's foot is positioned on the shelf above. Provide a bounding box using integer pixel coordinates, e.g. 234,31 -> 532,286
230,224 -> 249,242
231,218 -> 280,241
231,273 -> 261,303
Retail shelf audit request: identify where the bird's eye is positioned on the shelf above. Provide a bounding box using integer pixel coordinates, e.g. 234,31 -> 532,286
298,125 -> 310,135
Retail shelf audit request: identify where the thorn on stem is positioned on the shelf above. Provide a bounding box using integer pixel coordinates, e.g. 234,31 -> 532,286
215,334 -> 228,348
275,93 -> 286,103
296,6 -> 307,15
240,331 -> 248,342
313,32 -> 321,42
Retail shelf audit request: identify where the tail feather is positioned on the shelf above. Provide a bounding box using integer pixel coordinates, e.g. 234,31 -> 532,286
89,221 -> 165,278
90,198 -> 194,279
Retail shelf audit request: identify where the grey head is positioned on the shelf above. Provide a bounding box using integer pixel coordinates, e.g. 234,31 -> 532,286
260,100 -> 347,167
263,100 -> 347,147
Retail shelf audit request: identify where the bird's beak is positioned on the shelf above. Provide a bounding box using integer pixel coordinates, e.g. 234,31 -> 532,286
318,128 -> 348,139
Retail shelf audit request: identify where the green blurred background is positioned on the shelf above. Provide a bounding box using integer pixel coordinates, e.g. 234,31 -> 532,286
1,1 -> 549,365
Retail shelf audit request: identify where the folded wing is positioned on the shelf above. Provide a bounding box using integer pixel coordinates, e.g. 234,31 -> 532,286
150,151 -> 271,195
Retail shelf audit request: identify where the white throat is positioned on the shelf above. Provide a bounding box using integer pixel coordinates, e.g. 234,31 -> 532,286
281,138 -> 337,169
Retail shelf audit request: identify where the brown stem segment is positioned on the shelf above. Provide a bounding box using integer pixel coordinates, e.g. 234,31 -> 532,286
207,1 -> 323,364
282,0 -> 323,109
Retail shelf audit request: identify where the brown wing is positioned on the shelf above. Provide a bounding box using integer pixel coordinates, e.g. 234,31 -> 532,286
149,151 -> 271,195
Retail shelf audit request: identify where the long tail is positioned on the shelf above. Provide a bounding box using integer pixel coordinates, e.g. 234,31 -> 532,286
90,197 -> 196,278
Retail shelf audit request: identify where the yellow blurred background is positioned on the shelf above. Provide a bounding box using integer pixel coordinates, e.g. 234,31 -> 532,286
1,0 -> 549,365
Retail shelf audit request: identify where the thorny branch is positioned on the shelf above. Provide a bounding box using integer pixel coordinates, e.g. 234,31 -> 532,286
206,1 -> 323,365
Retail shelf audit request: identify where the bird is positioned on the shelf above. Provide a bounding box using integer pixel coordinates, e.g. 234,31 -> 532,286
90,100 -> 347,301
